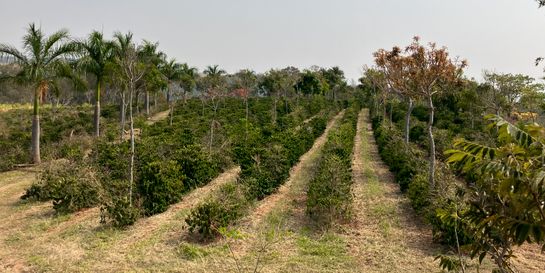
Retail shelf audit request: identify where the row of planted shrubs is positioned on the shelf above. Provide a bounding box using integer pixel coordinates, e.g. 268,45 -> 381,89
185,106 -> 338,239
306,103 -> 359,225
21,97 -> 332,228
371,116 -> 472,246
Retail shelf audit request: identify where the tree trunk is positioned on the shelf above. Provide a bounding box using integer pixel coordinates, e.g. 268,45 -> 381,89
145,90 -> 150,116
404,97 -> 414,144
245,98 -> 249,141
389,103 -> 393,128
135,90 -> 140,114
209,119 -> 214,156
166,88 -> 171,104
427,96 -> 436,189
129,86 -> 135,207
120,91 -> 126,141
169,102 -> 174,126
94,81 -> 101,137
272,97 -> 278,125
31,88 -> 41,164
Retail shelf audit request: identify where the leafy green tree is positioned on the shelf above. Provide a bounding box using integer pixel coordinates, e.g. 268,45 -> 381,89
295,70 -> 323,96
0,23 -> 81,164
76,31 -> 114,137
446,115 -> 545,272
260,68 -> 299,124
320,66 -> 345,101
482,72 -> 540,118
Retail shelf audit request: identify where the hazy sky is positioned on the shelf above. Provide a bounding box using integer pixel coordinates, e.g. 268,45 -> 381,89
1,0 -> 545,82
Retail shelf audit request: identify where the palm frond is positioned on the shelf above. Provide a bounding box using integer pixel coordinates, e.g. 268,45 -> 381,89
23,23 -> 44,63
44,42 -> 78,65
43,29 -> 69,57
50,60 -> 87,92
0,43 -> 28,64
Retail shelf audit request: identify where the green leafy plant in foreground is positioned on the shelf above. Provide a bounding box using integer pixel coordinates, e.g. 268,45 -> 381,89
445,114 -> 545,272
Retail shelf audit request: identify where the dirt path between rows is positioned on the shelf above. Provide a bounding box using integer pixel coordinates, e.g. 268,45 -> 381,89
145,109 -> 171,125
346,109 -> 441,272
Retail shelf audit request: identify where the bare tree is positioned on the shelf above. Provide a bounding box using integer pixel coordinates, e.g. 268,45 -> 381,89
115,35 -> 146,207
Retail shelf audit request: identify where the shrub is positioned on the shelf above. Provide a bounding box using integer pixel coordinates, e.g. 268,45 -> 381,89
185,183 -> 248,239
241,144 -> 290,200
22,161 -> 102,214
101,196 -> 140,228
306,105 -> 358,224
409,123 -> 426,142
138,160 -> 186,215
407,174 -> 430,212
307,154 -> 353,222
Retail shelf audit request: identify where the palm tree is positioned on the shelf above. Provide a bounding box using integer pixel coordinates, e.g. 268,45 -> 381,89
203,65 -> 226,79
159,59 -> 182,125
76,31 -> 114,137
112,32 -> 133,139
0,23 -> 80,164
179,63 -> 198,104
138,40 -> 164,116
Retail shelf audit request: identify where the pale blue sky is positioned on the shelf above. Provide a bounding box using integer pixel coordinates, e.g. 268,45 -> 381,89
1,0 -> 545,82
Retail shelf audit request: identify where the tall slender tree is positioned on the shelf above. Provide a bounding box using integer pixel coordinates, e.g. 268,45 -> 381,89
138,40 -> 165,116
0,23 -> 81,163
76,31 -> 114,137
405,36 -> 466,188
112,32 -> 134,139
115,37 -> 146,207
202,65 -> 227,155
159,59 -> 182,125
179,63 -> 198,104
374,46 -> 416,144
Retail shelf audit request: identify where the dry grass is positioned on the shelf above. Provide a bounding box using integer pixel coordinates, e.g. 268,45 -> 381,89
343,109 -> 443,273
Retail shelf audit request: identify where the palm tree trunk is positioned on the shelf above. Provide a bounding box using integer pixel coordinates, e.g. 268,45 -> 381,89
427,95 -> 436,189
94,81 -> 101,137
31,88 -> 41,164
405,97 -> 414,143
